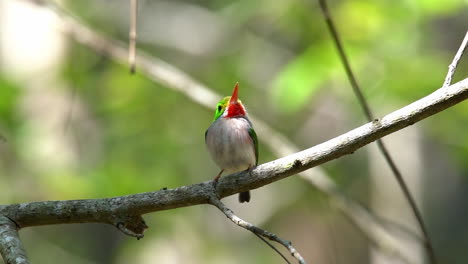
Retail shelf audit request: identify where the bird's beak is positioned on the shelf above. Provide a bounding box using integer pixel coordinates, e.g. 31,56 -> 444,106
229,82 -> 239,104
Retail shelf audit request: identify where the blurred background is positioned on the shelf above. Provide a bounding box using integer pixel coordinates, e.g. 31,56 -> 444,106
0,0 -> 467,263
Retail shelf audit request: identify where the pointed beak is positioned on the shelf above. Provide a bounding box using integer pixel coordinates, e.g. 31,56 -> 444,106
229,82 -> 239,104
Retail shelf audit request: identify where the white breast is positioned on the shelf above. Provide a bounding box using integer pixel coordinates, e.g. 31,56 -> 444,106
206,117 -> 256,173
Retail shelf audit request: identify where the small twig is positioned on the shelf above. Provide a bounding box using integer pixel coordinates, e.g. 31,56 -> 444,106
317,0 -> 373,119
116,223 -> 144,239
443,31 -> 468,87
376,215 -> 424,243
317,1 -> 437,263
254,233 -> 292,264
113,214 -> 148,239
129,0 -> 138,73
0,217 -> 29,264
208,196 -> 305,264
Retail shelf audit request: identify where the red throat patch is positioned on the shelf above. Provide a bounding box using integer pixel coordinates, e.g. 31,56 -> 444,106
226,103 -> 246,117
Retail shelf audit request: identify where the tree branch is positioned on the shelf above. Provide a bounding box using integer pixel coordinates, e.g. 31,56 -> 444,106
0,77 -> 465,233
254,233 -> 292,264
209,195 -> 304,264
443,30 -> 468,87
0,217 -> 29,264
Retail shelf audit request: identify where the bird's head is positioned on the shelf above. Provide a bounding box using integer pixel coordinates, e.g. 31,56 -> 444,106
213,83 -> 247,121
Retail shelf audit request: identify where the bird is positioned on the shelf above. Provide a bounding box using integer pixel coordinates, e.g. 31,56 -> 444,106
205,82 -> 258,203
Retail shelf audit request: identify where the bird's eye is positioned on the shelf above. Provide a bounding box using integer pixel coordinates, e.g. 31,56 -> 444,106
217,105 -> 222,112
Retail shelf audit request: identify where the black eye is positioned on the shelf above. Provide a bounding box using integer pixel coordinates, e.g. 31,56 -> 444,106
217,105 -> 222,111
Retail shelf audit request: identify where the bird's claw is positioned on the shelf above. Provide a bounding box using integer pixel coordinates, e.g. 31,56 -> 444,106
212,178 -> 219,189
212,169 -> 223,190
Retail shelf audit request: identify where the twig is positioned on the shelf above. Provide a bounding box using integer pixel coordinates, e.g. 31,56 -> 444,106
0,217 -> 29,264
114,215 -> 148,239
317,0 -> 373,118
317,1 -> 438,263
129,0 -> 138,73
254,233 -> 292,264
443,31 -> 468,87
208,196 -> 305,264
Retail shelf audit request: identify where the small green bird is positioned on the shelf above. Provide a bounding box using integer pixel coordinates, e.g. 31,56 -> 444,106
205,83 -> 258,203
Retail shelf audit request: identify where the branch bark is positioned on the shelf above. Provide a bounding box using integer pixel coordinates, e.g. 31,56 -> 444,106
0,217 -> 29,264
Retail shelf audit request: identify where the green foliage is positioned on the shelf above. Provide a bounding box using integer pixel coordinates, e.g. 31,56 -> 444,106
272,42 -> 339,113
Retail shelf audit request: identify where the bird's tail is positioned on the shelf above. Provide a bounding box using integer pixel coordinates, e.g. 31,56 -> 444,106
238,191 -> 251,203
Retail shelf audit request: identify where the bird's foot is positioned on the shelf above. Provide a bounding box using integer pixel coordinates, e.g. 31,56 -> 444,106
212,169 -> 224,189
246,164 -> 255,175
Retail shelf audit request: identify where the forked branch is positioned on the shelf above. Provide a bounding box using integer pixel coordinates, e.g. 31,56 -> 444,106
0,217 -> 30,264
209,195 -> 305,264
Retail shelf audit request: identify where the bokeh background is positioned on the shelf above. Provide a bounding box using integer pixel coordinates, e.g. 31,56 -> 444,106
0,0 -> 467,263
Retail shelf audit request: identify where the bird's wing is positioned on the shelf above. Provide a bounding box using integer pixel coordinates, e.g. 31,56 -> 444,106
248,127 -> 259,165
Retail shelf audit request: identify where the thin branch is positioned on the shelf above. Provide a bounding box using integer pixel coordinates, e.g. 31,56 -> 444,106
317,0 -> 373,119
129,0 -> 138,73
443,31 -> 468,87
208,196 -> 304,264
254,233 -> 292,264
0,217 -> 29,264
0,77 -> 465,235
317,1 -> 437,263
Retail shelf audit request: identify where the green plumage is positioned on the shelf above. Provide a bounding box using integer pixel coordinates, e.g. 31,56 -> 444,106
248,128 -> 259,165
